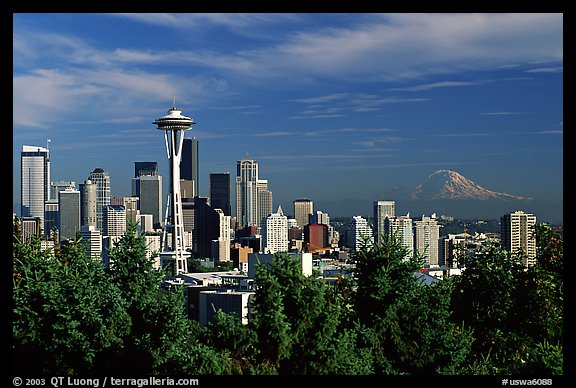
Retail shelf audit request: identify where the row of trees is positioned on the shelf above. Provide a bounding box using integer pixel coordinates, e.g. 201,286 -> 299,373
12,221 -> 563,375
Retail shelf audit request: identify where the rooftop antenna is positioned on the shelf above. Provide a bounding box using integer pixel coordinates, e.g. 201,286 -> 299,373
173,95 -> 176,109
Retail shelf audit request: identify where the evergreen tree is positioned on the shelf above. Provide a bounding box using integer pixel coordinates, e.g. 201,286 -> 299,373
13,234 -> 130,375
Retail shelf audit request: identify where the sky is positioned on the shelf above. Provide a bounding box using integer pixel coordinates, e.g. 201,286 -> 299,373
12,13 -> 564,224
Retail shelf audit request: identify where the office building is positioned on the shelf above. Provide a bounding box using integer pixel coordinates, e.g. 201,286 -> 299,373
103,205 -> 126,237
304,223 -> 329,253
247,252 -> 313,278
58,188 -> 81,241
309,210 -> 329,226
21,145 -> 50,234
181,137 -> 199,197
44,200 -> 59,237
257,179 -> 273,228
134,161 -> 158,178
79,179 -> 97,229
414,214 -> 441,266
236,158 -> 259,228
210,173 -> 232,216
131,174 -> 162,228
212,208 -> 232,262
293,198 -> 313,229
88,168 -> 111,231
111,196 -> 140,225
384,214 -> 414,260
261,206 -> 288,254
346,215 -> 373,251
373,200 -> 395,245
50,181 -> 76,202
79,225 -> 102,261
199,290 -> 255,326
500,210 -> 537,267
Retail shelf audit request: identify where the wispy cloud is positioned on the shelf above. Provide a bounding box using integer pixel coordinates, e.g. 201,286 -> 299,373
525,66 -> 563,73
480,112 -> 530,116
289,92 -> 427,119
390,81 -> 479,92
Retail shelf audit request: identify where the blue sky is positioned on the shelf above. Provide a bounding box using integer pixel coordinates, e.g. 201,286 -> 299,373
13,13 -> 563,223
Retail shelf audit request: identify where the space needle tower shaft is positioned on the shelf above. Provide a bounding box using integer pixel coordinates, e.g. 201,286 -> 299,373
154,102 -> 196,275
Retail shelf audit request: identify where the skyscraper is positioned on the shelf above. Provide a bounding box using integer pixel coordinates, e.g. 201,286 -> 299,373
414,214 -> 441,266
181,137 -> 199,197
134,161 -> 158,177
262,206 -> 288,254
236,158 -> 259,228
210,173 -> 231,216
293,198 -> 313,229
88,168 -> 111,231
257,179 -> 273,228
21,145 -> 50,233
58,187 -> 81,241
500,210 -> 537,267
50,181 -> 76,202
132,174 -> 162,228
373,200 -> 395,245
384,214 -> 414,260
79,179 -> 97,228
103,205 -> 126,237
346,215 -> 373,251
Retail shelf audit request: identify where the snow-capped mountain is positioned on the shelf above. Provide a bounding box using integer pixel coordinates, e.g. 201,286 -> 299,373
411,170 -> 531,201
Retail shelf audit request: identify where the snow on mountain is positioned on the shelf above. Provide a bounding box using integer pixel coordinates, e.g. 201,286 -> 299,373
411,170 -> 531,201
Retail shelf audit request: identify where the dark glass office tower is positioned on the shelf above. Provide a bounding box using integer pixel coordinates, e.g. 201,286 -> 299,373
134,161 -> 158,177
210,173 -> 231,216
181,137 -> 199,196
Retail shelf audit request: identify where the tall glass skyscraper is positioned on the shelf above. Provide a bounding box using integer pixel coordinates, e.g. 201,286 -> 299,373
88,167 -> 111,231
236,158 -> 259,228
210,173 -> 231,216
21,145 -> 50,233
181,137 -> 199,197
373,200 -> 395,245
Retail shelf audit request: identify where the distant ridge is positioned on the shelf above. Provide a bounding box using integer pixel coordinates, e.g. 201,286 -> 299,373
411,169 -> 532,201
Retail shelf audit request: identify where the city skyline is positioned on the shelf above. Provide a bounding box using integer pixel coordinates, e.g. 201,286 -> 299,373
13,13 -> 563,224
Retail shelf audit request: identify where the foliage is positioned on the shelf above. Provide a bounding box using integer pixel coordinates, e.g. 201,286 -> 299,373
12,219 -> 563,376
351,232 -> 474,374
450,224 -> 563,374
251,252 -> 373,374
13,234 -> 130,375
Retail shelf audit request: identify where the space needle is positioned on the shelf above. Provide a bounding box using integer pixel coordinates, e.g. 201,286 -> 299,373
154,100 -> 196,275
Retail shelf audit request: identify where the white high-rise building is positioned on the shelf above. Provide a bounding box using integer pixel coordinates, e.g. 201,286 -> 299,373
414,214 -> 441,266
79,225 -> 102,261
500,211 -> 537,267
21,145 -> 50,234
373,200 -> 395,245
261,206 -> 288,254
88,168 -> 111,231
103,205 -> 126,237
346,215 -> 373,251
384,214 -> 414,260
212,208 -> 231,262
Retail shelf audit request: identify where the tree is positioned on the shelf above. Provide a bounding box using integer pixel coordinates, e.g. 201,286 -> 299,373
13,234 -> 130,375
450,223 -> 563,375
250,252 -> 373,374
351,233 -> 474,374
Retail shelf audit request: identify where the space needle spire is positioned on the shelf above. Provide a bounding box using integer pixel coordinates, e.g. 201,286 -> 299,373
154,102 -> 196,275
